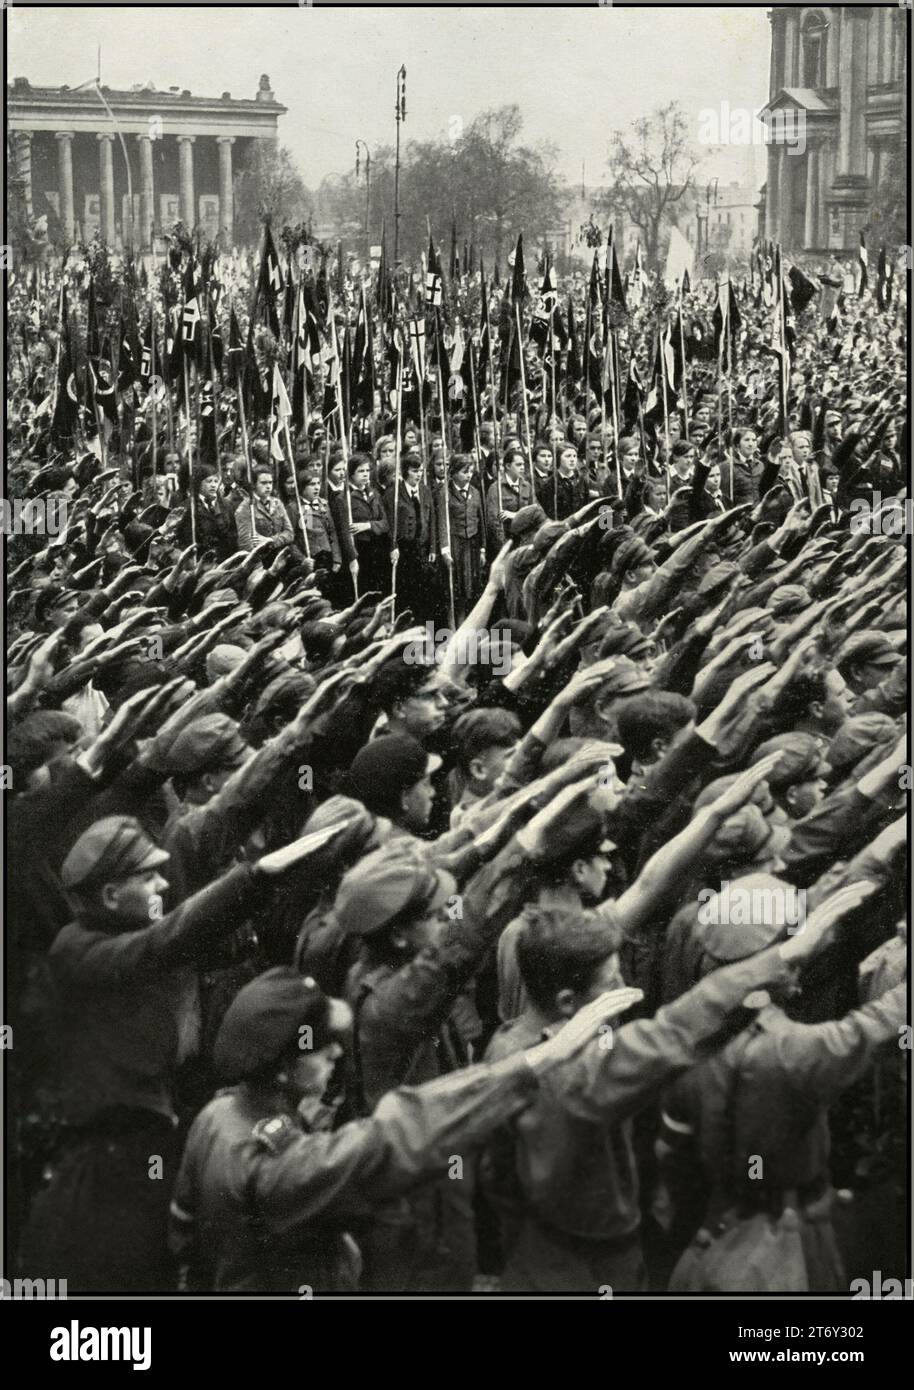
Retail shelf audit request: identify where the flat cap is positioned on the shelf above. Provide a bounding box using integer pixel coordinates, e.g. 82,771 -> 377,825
213,967 -> 351,1083
206,643 -> 247,680
61,814 -> 170,891
336,843 -> 456,936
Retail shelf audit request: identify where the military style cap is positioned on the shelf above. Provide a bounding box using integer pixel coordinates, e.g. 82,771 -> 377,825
751,732 -> 828,790
827,713 -> 896,777
335,843 -> 456,937
702,873 -> 794,962
213,967 -> 351,1083
696,561 -> 739,597
596,655 -> 653,700
712,805 -> 791,864
61,814 -> 170,891
768,583 -> 810,617
836,630 -> 902,671
165,714 -> 248,776
509,504 -> 547,541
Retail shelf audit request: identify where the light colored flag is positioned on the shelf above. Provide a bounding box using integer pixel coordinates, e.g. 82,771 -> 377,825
664,225 -> 695,289
270,362 -> 292,463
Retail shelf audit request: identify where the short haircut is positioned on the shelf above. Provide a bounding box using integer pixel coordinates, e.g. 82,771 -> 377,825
252,465 -> 274,481
516,904 -> 621,1012
452,708 -> 521,775
614,691 -> 696,762
9,710 -> 83,778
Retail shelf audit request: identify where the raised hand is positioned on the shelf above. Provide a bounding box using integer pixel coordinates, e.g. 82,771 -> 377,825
523,988 -> 645,1074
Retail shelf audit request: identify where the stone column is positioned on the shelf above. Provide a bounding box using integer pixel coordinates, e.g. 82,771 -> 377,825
177,135 -> 196,228
783,10 -> 796,88
831,7 -> 871,249
97,133 -> 116,243
765,142 -> 780,243
55,133 -> 75,243
803,147 -> 819,251
776,145 -> 791,248
12,130 -> 34,221
216,136 -> 235,245
138,134 -> 155,249
816,142 -> 832,249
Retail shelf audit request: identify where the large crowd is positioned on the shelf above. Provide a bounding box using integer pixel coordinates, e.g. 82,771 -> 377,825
4,228 -> 908,1294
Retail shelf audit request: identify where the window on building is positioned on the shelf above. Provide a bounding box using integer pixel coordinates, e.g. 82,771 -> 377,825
802,11 -> 828,88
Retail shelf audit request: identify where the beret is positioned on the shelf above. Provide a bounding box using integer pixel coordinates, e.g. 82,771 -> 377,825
213,967 -> 350,1083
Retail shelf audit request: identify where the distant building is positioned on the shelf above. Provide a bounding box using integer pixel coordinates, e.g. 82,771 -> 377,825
7,74 -> 286,249
676,181 -> 760,262
759,6 -> 906,252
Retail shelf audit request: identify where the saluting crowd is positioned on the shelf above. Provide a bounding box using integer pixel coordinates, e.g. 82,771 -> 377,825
4,224 -> 908,1295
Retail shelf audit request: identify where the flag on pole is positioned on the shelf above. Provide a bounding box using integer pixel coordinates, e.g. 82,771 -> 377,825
605,226 -> 627,317
425,235 -> 443,308
788,264 -> 819,316
255,225 -> 283,336
270,362 -> 292,463
875,246 -> 893,311
629,243 -> 645,308
181,258 -> 202,351
51,285 -> 79,446
664,225 -> 695,290
408,316 -> 427,385
510,233 -> 527,309
857,232 -> 868,297
477,267 -> 493,388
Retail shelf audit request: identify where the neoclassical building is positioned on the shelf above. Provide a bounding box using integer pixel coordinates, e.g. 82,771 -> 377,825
759,6 -> 906,252
7,74 -> 286,249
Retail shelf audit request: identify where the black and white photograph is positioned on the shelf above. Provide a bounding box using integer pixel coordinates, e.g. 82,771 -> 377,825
2,0 -> 910,1338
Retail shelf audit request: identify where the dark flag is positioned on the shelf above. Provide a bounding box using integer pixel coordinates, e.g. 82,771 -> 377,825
86,277 -> 101,361
210,305 -> 224,376
681,266 -> 691,297
477,266 -> 493,390
566,297 -> 581,387
712,277 -> 742,364
140,309 -> 155,384
283,260 -> 296,345
315,251 -> 330,327
605,225 -> 627,318
788,264 -> 819,316
449,216 -> 459,283
181,258 -> 203,356
117,296 -> 140,393
244,320 -> 269,422
876,246 -> 893,311
376,223 -> 392,324
51,285 -> 79,446
255,225 -> 283,336
199,376 -> 217,464
227,306 -> 246,380
425,234 -> 443,308
510,233 -> 527,310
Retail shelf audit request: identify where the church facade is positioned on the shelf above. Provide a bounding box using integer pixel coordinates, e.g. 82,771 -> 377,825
759,6 -> 906,253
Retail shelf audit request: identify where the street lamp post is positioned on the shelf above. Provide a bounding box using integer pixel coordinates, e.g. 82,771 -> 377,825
355,139 -> 371,244
394,65 -> 406,265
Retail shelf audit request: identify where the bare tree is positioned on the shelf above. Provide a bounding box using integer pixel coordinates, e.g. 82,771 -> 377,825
601,102 -> 702,268
234,143 -> 313,244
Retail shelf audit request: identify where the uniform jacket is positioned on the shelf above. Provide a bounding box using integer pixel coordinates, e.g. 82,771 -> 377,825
481,943 -> 798,1272
486,475 -> 533,545
235,495 -> 295,551
434,481 -> 483,547
383,479 -> 434,553
177,495 -> 238,559
48,863 -> 257,1126
169,1060 -> 538,1291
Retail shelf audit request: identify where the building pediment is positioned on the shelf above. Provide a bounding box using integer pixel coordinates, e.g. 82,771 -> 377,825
759,87 -> 836,117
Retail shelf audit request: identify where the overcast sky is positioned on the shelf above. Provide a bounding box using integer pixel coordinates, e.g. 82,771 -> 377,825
9,4 -> 771,189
